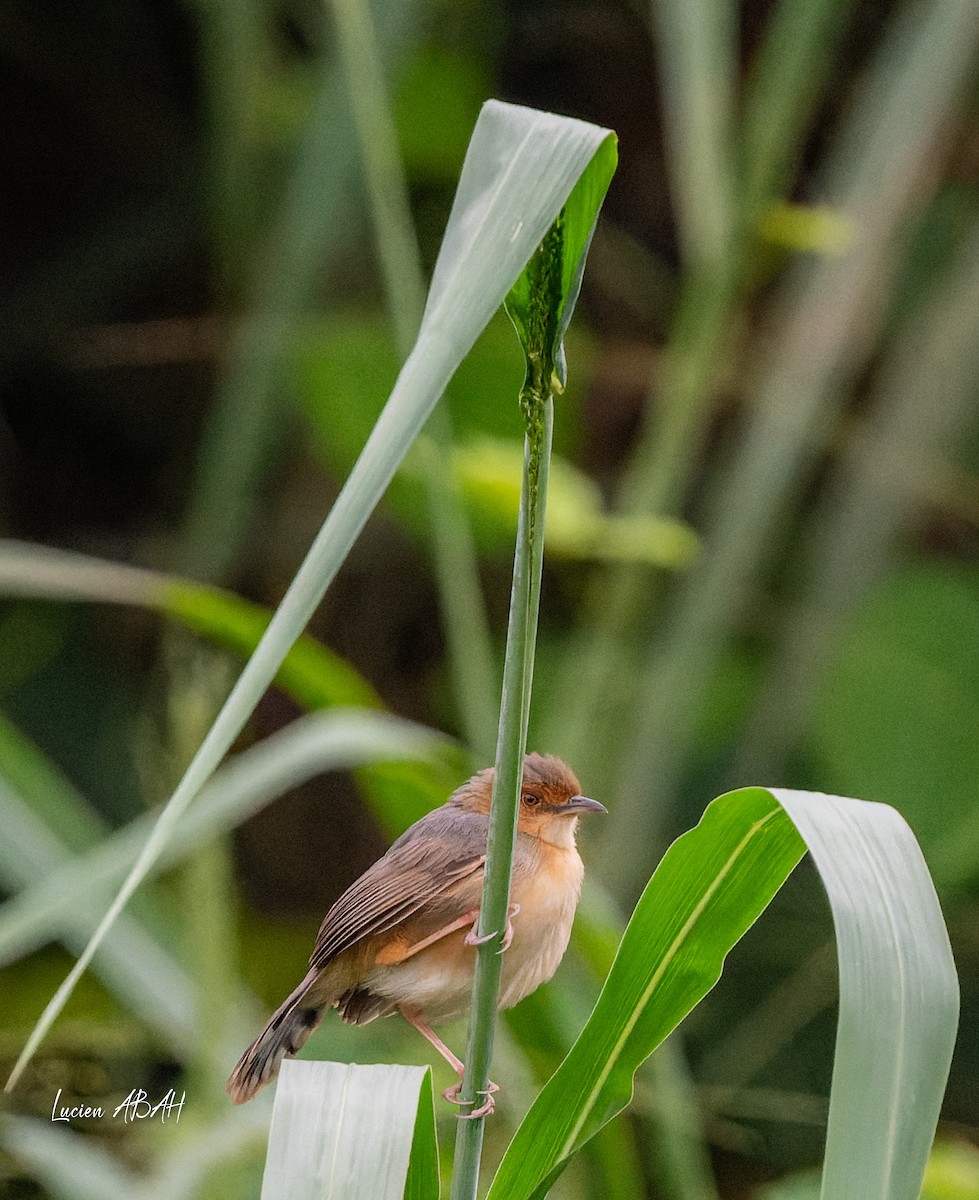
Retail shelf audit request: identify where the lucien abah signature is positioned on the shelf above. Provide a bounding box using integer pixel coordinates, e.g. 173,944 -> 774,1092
51,1087 -> 185,1124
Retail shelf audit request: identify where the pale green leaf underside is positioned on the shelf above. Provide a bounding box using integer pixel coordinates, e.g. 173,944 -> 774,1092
488,788 -> 958,1200
4,99 -> 615,1093
261,1061 -> 436,1200
771,789 -> 958,1200
0,709 -> 447,968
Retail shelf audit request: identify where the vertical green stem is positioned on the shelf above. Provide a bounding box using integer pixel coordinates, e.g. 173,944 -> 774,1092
450,398 -> 553,1200
449,218 -> 564,1197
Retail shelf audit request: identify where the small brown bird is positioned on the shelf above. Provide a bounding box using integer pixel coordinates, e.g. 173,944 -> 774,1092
227,752 -> 604,1116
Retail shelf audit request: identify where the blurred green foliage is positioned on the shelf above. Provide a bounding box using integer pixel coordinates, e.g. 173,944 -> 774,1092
0,0 -> 977,1196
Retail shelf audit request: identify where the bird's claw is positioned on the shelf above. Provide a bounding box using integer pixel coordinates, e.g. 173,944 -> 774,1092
497,903 -> 520,954
452,1081 -> 500,1120
442,1082 -> 472,1107
464,927 -> 495,948
464,904 -> 521,952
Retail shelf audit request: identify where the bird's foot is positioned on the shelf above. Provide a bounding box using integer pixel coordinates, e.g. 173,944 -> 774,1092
497,903 -> 520,953
445,1080 -> 500,1119
442,1081 -> 472,1107
464,903 -> 521,952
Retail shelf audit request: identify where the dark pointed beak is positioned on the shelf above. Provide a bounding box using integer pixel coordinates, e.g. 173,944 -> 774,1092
563,795 -> 607,816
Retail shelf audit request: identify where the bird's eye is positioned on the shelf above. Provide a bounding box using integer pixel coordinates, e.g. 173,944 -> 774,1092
522,792 -> 542,807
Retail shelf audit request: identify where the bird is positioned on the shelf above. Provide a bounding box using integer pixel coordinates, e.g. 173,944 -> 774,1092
226,752 -> 604,1116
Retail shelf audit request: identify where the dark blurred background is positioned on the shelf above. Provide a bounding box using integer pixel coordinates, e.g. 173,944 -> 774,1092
0,0 -> 977,1196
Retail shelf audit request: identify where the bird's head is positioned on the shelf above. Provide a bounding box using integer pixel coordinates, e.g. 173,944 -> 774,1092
455,752 -> 606,845
515,752 -> 606,845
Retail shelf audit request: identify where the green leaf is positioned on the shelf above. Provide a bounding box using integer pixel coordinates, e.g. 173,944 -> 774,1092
259,1061 -> 437,1200
488,787 -> 803,1199
163,580 -> 382,711
5,99 -> 616,1094
0,540 -> 454,837
0,539 -> 382,713
771,789 -> 958,1200
503,133 -> 617,387
759,1139 -> 979,1200
488,787 -> 958,1200
0,710 -> 449,970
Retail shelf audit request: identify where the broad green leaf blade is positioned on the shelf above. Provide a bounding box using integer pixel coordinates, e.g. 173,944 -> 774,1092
487,787 -> 805,1200
0,538 -> 381,711
403,1069 -> 440,1200
5,100 -> 614,1093
771,789 -> 958,1200
759,1141 -> 979,1200
423,101 -> 614,352
0,710 -> 448,967
260,1061 -> 437,1200
488,787 -> 958,1200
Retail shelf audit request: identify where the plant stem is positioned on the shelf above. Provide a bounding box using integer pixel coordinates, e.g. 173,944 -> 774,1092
450,218 -> 564,1196
450,397 -> 553,1200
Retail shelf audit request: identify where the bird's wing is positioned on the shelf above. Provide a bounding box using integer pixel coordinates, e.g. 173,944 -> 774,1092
309,808 -> 487,969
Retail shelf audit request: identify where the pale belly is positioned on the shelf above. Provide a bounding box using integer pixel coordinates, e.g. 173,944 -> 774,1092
364,846 -> 582,1024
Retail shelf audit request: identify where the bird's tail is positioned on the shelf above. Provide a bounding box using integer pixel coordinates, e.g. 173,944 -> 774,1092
226,971 -> 326,1104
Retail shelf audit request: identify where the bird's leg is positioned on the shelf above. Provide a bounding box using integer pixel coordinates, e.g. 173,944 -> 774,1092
383,903 -> 521,967
400,1008 -> 500,1117
386,909 -> 481,964
464,902 -> 521,953
400,1009 -> 465,1076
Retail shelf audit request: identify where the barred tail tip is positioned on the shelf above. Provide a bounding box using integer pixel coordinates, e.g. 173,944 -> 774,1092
226,1001 -> 325,1104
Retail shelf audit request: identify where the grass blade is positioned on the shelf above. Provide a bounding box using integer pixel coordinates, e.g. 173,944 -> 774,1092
487,787 -> 957,1200
259,1061 -> 437,1200
771,790 -> 958,1200
0,709 -> 447,968
3,98 -> 615,1094
329,0 -> 497,758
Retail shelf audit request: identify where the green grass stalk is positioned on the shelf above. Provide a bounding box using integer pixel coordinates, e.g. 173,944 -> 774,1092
450,398 -> 553,1200
450,219 -> 565,1199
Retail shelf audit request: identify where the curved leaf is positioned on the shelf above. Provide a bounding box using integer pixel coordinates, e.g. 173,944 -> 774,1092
0,710 -> 449,968
260,1061 -> 437,1200
4,100 -> 615,1094
488,787 -> 958,1200
772,789 -> 958,1200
